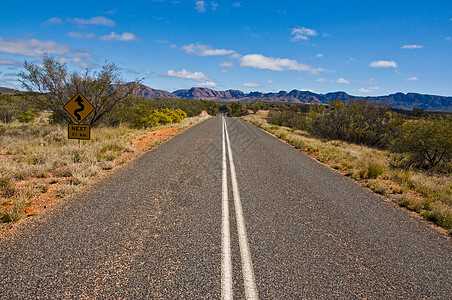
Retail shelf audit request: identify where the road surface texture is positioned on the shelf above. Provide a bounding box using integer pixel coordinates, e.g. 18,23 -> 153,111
1,116 -> 451,299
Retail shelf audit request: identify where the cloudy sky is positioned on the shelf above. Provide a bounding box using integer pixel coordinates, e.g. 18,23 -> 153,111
1,0 -> 451,96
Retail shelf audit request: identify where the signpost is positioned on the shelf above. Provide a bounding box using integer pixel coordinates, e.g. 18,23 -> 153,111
68,124 -> 91,140
64,93 -> 95,144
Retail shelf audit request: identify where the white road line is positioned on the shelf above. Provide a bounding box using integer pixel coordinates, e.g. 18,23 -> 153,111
224,117 -> 259,300
221,116 -> 233,300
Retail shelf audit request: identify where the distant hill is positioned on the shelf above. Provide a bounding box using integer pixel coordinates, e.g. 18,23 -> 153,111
3,83 -> 452,111
173,87 -> 246,100
127,82 -> 176,99
135,84 -> 452,112
0,87 -> 21,95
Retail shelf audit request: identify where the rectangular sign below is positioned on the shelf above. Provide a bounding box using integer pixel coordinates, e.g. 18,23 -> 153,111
68,124 -> 91,140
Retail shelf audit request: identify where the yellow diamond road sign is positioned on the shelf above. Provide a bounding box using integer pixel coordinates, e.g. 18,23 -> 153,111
64,92 -> 94,123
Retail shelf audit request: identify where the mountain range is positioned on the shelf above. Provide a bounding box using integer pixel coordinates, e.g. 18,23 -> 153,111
131,83 -> 452,112
2,84 -> 452,112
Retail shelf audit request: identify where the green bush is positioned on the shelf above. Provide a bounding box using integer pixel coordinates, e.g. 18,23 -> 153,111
16,110 -> 36,123
104,96 -> 216,126
268,110 -> 308,130
127,107 -> 187,129
0,95 -> 18,123
308,99 -> 403,149
392,118 -> 452,169
229,102 -> 247,117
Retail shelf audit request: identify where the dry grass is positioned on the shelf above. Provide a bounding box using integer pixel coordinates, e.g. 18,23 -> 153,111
0,112 -> 210,233
242,111 -> 452,234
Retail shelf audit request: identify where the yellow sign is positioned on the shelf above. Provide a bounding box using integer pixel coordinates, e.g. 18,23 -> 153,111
68,124 -> 91,140
64,93 -> 95,123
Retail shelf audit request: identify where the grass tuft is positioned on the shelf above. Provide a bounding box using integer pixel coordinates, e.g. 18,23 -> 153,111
366,160 -> 385,179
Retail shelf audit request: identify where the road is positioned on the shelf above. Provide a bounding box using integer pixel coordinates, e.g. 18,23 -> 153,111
1,116 -> 451,299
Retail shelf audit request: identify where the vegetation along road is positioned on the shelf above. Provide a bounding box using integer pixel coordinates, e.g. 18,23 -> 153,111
0,116 -> 451,298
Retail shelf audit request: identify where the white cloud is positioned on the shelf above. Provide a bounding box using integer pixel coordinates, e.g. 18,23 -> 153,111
220,61 -> 234,67
359,86 -> 380,93
68,32 -> 95,39
401,44 -> 423,49
72,57 -> 91,69
230,53 -> 242,59
408,76 -> 418,81
336,77 -> 350,84
195,1 -> 206,12
300,88 -> 319,93
197,81 -> 217,87
211,1 -> 219,11
315,53 -> 324,58
291,27 -> 318,41
163,69 -> 209,81
44,17 -> 63,25
221,69 -> 229,73
370,60 -> 398,68
0,37 -> 71,56
233,2 -> 242,7
316,78 -> 326,82
239,82 -> 260,87
240,54 -> 323,73
0,75 -> 21,89
446,37 -> 451,40
69,16 -> 115,27
0,58 -> 21,67
101,32 -> 137,41
182,43 -> 235,56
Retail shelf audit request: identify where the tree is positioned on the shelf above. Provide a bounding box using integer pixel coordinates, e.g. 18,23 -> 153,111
393,118 -> 452,169
308,99 -> 403,148
19,56 -> 138,125
229,102 -> 247,117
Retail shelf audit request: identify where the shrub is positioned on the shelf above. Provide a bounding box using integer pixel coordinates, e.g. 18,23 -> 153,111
268,110 -> 308,130
16,110 -> 36,123
366,160 -> 385,179
121,99 -> 188,129
229,102 -> 247,117
308,99 -> 403,148
392,118 -> 452,169
0,95 -> 18,123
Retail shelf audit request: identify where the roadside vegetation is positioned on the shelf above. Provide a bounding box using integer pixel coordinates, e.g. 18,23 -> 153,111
2,55 -> 451,236
242,104 -> 452,235
0,56 -> 217,233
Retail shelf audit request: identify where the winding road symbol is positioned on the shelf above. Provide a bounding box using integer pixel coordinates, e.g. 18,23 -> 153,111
73,96 -> 85,122
64,92 -> 94,124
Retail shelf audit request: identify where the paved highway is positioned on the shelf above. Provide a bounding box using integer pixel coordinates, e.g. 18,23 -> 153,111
1,116 -> 451,299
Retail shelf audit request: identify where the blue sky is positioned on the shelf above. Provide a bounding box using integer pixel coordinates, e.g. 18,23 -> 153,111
1,0 -> 451,96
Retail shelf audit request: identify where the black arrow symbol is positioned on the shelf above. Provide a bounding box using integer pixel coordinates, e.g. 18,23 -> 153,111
74,96 -> 85,122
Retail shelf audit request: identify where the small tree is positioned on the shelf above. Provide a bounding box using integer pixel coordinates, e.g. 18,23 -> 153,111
393,118 -> 452,169
308,99 -> 402,148
229,102 -> 247,117
19,56 -> 138,125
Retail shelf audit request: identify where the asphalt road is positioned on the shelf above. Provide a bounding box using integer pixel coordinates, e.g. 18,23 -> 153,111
0,116 -> 451,299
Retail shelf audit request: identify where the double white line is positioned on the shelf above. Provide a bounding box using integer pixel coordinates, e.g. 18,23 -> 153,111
221,116 -> 258,300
